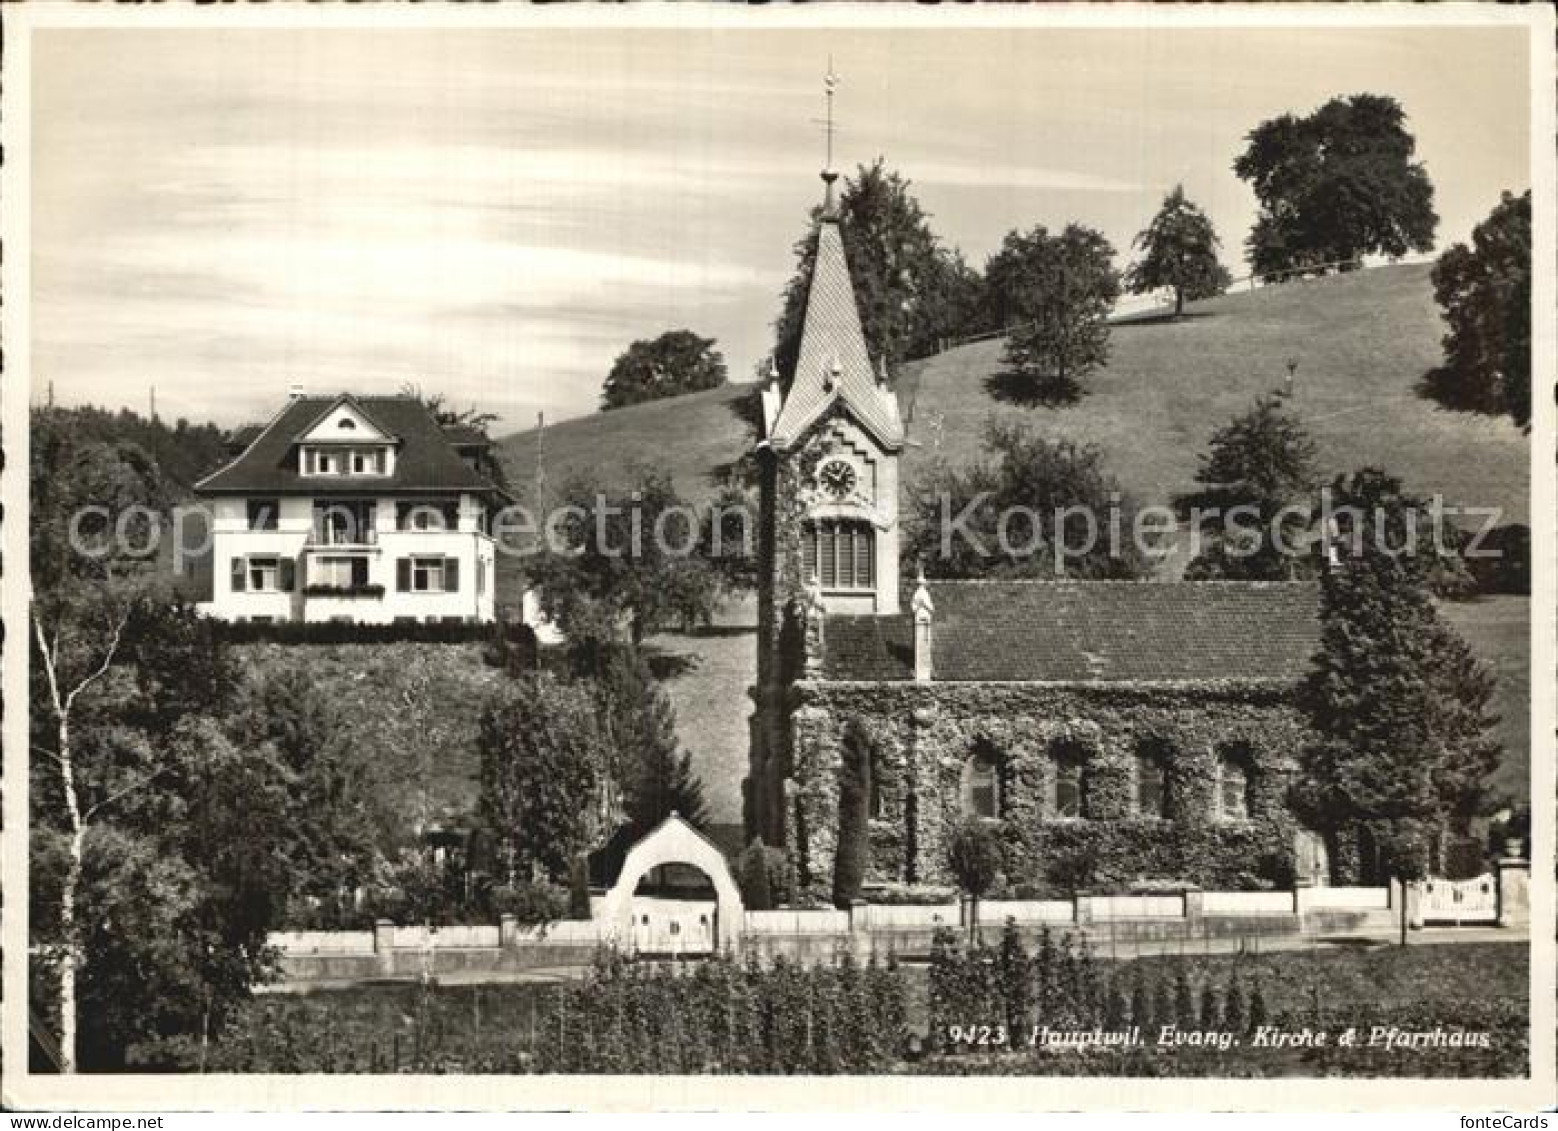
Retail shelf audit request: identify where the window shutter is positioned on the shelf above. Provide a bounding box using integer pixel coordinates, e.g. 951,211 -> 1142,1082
396,558 -> 411,592
231,557 -> 247,593
279,557 -> 296,592
352,558 -> 368,587
444,558 -> 460,593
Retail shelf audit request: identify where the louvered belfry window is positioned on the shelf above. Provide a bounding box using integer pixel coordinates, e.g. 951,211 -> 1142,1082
802,519 -> 874,590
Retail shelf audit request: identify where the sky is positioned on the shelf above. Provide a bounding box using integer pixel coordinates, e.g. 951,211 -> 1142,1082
31,23 -> 1532,433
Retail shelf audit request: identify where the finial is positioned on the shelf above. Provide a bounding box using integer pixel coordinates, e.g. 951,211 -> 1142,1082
876,355 -> 889,387
766,356 -> 780,388
817,61 -> 842,219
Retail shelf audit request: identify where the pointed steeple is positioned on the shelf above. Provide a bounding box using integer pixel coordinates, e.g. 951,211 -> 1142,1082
766,176 -> 904,452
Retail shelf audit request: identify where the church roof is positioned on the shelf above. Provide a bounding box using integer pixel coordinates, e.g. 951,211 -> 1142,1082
195,394 -> 502,496
767,209 -> 903,452
821,580 -> 1321,684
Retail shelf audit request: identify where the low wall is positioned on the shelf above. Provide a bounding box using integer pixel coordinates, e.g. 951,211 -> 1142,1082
264,876 -> 1504,986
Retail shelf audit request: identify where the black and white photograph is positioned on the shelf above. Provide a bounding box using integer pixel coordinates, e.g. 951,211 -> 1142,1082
1,3 -> 1553,1113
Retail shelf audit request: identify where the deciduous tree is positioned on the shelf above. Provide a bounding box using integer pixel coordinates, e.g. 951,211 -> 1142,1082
1124,185 -> 1232,317
947,820 -> 1002,940
600,330 -> 728,411
985,223 -> 1120,397
476,673 -> 613,886
1234,94 -> 1437,278
902,418 -> 1152,580
1427,189 -> 1531,426
1177,395 -> 1319,580
528,467 -> 725,661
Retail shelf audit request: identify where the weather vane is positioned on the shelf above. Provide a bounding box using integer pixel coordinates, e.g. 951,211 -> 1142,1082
813,58 -> 840,171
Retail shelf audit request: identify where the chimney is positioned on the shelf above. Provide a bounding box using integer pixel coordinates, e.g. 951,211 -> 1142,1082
911,566 -> 934,682
288,382 -> 306,401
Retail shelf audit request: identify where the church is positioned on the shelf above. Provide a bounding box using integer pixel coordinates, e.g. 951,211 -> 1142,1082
744,169 -> 1335,904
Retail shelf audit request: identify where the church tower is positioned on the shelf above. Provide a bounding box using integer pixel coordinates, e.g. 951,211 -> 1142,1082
745,166 -> 905,850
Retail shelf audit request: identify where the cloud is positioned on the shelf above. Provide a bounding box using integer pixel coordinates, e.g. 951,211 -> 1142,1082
911,158 -> 1144,195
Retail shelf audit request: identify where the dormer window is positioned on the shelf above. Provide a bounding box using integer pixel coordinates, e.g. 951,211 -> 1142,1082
301,445 -> 390,477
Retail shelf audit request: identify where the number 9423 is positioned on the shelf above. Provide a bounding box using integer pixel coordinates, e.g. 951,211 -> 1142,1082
946,1024 -> 1009,1047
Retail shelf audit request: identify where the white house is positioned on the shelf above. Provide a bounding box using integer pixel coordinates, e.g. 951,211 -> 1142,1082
195,391 -> 505,624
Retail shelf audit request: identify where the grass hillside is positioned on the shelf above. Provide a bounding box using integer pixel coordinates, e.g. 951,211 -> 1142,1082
500,381 -> 758,508
498,265 -> 1528,525
896,263 -> 1527,524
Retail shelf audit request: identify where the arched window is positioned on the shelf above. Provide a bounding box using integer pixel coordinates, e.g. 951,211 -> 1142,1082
961,750 -> 1001,820
802,519 -> 874,590
1135,745 -> 1171,819
1050,744 -> 1089,820
868,767 -> 885,820
1217,746 -> 1254,821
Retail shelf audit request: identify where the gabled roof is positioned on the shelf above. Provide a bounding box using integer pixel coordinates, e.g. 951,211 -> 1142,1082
293,393 -> 397,444
195,394 -> 501,496
822,580 -> 1321,684
767,214 -> 903,452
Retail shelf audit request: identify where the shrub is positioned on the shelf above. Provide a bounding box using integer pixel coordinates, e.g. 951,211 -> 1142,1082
215,619 -> 508,646
491,881 -> 569,926
737,840 -> 792,910
860,883 -> 958,906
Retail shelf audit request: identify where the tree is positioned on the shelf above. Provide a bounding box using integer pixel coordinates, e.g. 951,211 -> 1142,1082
476,673 -> 615,887
600,330 -> 728,411
597,650 -> 709,837
1427,190 -> 1531,425
985,223 -> 1120,397
529,467 -> 727,664
30,599 -> 285,1068
832,721 -> 874,910
227,668 -> 381,923
946,820 -> 1002,940
1299,469 -> 1502,893
1124,185 -> 1232,317
30,412 -> 173,1070
902,417 -> 1153,581
1177,395 -> 1319,580
773,160 -> 987,377
1234,94 -> 1437,279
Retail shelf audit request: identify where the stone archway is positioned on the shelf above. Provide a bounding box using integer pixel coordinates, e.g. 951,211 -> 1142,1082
598,814 -> 745,952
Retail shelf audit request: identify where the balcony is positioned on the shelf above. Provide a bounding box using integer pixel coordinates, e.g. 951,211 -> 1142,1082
302,583 -> 385,599
305,527 -> 379,549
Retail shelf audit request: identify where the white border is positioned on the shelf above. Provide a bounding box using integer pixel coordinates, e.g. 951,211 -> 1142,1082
2,1 -> 1553,1112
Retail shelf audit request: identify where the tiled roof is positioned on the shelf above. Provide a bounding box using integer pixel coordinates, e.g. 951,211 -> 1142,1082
823,580 -> 1321,684
441,424 -> 490,447
768,219 -> 903,451
196,395 -> 500,496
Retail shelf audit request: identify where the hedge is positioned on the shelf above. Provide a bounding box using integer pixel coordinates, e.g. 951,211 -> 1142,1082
213,619 -> 531,646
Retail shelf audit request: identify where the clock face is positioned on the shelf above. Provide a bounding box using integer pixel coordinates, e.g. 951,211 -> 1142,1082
817,458 -> 858,500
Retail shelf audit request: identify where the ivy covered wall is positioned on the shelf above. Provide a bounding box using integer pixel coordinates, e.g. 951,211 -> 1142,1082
789,679 -> 1313,900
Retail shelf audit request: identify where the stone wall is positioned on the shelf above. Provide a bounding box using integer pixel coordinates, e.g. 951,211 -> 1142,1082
790,678 -> 1312,898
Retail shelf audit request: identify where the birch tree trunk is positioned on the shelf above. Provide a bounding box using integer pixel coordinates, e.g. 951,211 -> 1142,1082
35,609 -> 129,1074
